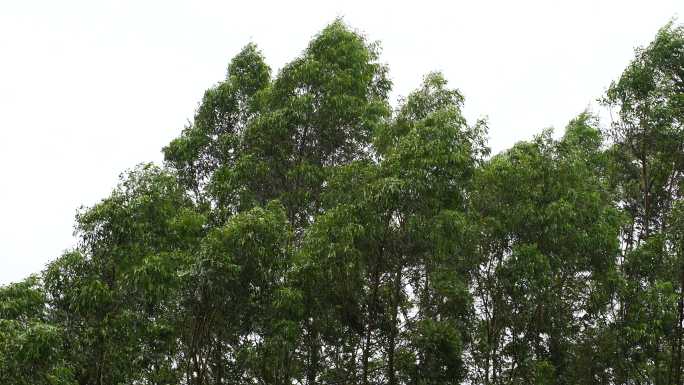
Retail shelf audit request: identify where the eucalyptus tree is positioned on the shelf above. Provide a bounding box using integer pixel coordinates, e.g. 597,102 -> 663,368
299,72 -> 487,385
468,115 -> 622,385
603,21 -> 684,384
43,164 -> 203,385
0,276 -> 75,385
1,17 -> 682,385
162,19 -> 392,385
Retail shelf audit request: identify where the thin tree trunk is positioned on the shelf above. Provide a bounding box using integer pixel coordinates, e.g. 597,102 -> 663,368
362,267 -> 381,385
306,319 -> 319,385
214,341 -> 223,385
671,265 -> 684,385
387,266 -> 402,385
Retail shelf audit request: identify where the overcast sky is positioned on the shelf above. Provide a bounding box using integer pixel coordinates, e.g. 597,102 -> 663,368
1,0 -> 682,285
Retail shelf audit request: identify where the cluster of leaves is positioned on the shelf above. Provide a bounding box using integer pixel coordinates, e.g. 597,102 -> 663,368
1,19 -> 683,385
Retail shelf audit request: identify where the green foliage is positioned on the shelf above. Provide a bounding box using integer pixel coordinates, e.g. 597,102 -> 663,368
2,18 -> 683,385
0,277 -> 75,385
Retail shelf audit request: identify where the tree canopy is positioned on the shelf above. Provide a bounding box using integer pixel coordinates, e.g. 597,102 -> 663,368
2,19 -> 684,385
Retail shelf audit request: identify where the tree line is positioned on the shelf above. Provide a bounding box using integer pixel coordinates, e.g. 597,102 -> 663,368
1,19 -> 683,385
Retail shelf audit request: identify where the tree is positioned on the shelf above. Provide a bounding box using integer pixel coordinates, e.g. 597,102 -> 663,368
603,21 -> 684,385
1,17 -> 683,385
468,114 -> 621,385
0,276 -> 75,385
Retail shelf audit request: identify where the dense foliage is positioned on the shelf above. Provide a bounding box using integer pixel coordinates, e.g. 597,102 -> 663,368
2,19 -> 683,384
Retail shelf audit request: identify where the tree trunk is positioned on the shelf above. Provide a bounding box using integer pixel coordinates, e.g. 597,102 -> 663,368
671,265 -> 684,385
305,319 -> 319,385
362,267 -> 381,385
387,267 -> 402,385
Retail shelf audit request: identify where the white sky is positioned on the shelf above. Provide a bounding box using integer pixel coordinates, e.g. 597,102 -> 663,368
1,0 -> 682,285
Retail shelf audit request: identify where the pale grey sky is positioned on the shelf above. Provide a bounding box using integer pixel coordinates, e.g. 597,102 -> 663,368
1,0 -> 682,284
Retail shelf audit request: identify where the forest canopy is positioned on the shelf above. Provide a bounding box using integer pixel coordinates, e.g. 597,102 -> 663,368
1,19 -> 684,385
